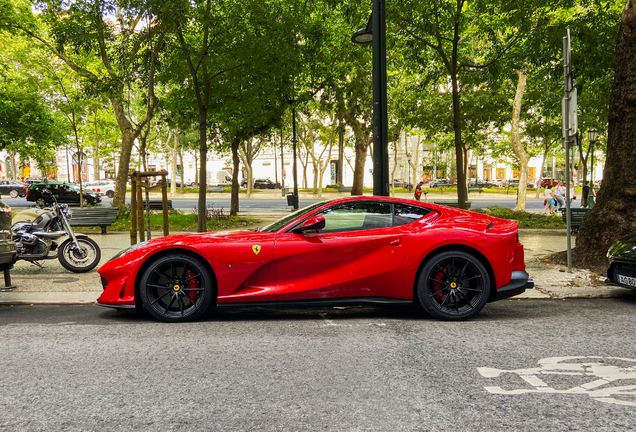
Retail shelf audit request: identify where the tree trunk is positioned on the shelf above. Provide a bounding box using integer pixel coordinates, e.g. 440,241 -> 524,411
351,143 -> 368,195
179,151 -> 185,193
575,0 -> 636,267
536,146 -> 549,199
391,142 -> 398,197
93,109 -> 99,180
511,70 -> 531,211
238,145 -> 253,198
230,138 -> 240,216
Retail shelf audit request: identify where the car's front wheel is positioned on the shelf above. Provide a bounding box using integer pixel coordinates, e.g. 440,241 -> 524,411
139,253 -> 215,323
9,190 -> 18,198
416,250 -> 491,321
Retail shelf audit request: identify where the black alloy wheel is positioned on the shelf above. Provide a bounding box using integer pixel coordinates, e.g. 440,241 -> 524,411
36,197 -> 47,207
139,253 -> 214,323
417,250 -> 491,320
106,190 -> 114,198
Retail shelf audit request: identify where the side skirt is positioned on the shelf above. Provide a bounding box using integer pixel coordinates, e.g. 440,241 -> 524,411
216,297 -> 413,309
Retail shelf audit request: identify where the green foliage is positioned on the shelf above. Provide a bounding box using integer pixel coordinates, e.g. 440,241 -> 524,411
111,212 -> 260,232
471,206 -> 566,228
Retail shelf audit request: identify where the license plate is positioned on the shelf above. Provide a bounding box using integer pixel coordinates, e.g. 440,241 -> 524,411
617,274 -> 636,287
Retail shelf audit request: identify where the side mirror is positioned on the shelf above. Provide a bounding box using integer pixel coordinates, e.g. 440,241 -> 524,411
293,215 -> 325,233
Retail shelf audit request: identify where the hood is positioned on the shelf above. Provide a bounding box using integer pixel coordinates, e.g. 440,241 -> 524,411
607,233 -> 636,261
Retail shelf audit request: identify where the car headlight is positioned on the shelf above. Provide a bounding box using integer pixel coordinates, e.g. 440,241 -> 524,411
109,240 -> 150,262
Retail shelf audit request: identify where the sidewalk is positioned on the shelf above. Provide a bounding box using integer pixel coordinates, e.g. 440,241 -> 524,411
0,227 -> 632,305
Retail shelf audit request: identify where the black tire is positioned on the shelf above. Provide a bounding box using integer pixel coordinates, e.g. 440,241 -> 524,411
9,190 -> 18,198
106,190 -> 114,198
58,236 -> 101,273
416,250 -> 491,321
139,253 -> 215,323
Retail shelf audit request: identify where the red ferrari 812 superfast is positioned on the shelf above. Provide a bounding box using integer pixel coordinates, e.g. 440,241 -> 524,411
97,196 -> 533,322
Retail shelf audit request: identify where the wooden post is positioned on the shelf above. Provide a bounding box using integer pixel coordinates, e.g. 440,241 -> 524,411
130,174 -> 137,245
161,173 -> 169,236
136,171 -> 145,242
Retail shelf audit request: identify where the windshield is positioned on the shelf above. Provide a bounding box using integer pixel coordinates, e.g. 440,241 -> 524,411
260,201 -> 327,232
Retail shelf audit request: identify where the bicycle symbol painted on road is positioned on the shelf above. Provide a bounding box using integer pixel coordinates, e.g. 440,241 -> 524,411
478,356 -> 636,406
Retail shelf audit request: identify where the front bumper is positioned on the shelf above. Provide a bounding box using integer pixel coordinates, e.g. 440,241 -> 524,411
493,271 -> 534,301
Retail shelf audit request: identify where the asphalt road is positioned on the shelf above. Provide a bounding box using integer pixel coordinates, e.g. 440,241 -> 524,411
2,300 -> 636,431
3,195 -> 556,212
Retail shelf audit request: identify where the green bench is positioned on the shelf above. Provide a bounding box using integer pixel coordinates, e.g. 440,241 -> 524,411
69,207 -> 119,234
560,208 -> 590,233
468,187 -> 483,194
433,201 -> 472,209
141,199 -> 173,210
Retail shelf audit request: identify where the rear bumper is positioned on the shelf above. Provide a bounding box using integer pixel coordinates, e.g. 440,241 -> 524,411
493,271 -> 534,301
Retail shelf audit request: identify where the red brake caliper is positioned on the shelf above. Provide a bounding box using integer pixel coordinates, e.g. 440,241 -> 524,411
187,270 -> 199,303
432,269 -> 445,301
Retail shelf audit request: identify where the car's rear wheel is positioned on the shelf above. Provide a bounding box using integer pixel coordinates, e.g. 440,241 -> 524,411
106,190 -> 114,198
139,253 -> 215,323
36,198 -> 47,207
416,250 -> 491,321
9,190 -> 18,198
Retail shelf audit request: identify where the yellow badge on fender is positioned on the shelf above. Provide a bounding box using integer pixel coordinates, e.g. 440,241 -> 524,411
252,245 -> 261,255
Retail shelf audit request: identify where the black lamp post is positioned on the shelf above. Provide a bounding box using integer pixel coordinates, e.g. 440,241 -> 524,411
407,152 -> 411,193
587,127 -> 598,209
351,0 -> 389,197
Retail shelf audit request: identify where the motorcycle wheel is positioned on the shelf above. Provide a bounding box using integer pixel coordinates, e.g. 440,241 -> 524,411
58,236 -> 101,273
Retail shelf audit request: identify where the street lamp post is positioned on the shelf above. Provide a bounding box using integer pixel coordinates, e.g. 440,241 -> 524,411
588,127 -> 598,209
351,0 -> 389,197
407,152 -> 412,193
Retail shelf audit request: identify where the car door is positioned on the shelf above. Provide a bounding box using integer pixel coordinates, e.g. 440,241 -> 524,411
273,201 -> 408,301
0,181 -> 8,196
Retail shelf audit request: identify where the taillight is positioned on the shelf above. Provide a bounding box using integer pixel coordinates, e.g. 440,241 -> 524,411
97,189 -> 101,192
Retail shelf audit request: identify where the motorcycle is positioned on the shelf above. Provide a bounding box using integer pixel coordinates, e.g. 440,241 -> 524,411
12,189 -> 101,273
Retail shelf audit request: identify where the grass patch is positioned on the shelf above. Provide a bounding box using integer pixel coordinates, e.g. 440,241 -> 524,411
110,212 -> 260,232
470,206 -> 566,228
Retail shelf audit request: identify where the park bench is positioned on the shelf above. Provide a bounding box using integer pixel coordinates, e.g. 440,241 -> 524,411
69,207 -> 119,234
337,186 -> 352,193
560,207 -> 590,234
141,199 -> 173,211
468,187 -> 483,194
433,201 -> 472,209
207,186 -> 225,192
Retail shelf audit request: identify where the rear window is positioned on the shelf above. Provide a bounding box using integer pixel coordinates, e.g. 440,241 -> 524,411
393,203 -> 432,226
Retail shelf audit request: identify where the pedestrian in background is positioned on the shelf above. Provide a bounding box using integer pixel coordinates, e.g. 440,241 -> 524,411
582,181 -> 590,208
554,181 -> 566,211
569,181 -> 576,205
543,185 -> 555,214
414,181 -> 424,201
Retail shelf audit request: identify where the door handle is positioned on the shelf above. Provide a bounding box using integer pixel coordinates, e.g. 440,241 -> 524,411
389,239 -> 401,246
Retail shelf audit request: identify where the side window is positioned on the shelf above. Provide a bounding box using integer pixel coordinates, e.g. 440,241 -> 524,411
318,202 -> 392,233
393,203 -> 431,226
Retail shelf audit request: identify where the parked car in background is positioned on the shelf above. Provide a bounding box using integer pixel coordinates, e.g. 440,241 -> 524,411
540,178 -> 560,188
430,179 -> 451,188
505,179 -> 535,189
83,179 -> 116,198
0,180 -> 28,198
607,233 -> 636,291
27,182 -> 102,206
469,179 -> 497,189
393,179 -> 413,189
253,178 -> 281,189
25,177 -> 43,185
0,196 -> 16,271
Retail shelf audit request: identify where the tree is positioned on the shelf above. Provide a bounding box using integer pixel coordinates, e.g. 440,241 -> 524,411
575,0 -> 636,267
2,0 -> 161,205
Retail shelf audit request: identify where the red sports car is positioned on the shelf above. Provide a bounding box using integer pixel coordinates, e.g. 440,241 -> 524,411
97,196 -> 532,322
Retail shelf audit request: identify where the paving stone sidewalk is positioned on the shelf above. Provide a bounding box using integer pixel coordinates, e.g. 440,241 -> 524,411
0,226 -> 633,305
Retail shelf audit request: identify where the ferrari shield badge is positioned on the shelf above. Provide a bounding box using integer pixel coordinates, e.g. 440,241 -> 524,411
252,245 -> 261,255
